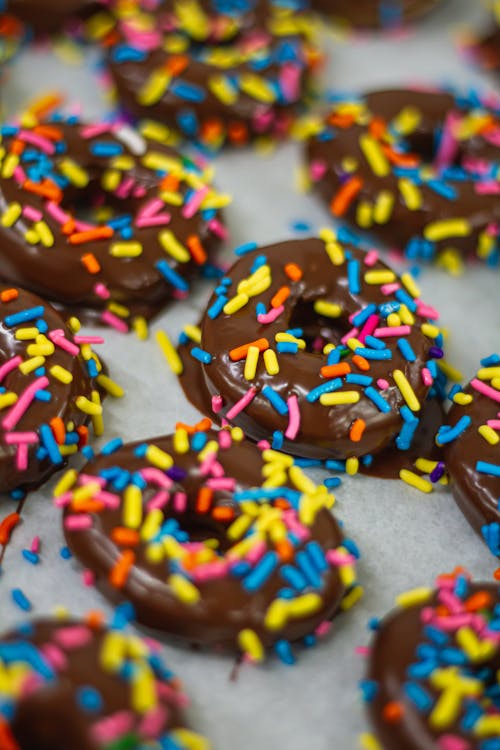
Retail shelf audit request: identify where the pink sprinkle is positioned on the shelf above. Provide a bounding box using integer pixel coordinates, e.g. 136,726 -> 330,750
484,127 -> 500,147
326,549 -> 357,566
258,439 -> 271,449
192,560 -> 229,582
212,395 -> 225,415
199,451 -> 217,476
16,443 -> 28,471
218,429 -> 231,449
315,620 -> 332,638
30,536 -> 40,554
139,707 -> 168,739
64,514 -> 93,531
280,63 -> 300,102
3,376 -> 49,431
91,711 -> 134,744
282,510 -> 309,541
310,159 -> 327,181
381,282 -> 400,295
146,490 -> 170,511
341,327 -> 359,345
475,180 -> 500,195
182,186 -> 209,219
374,325 -> 411,338
115,176 -> 135,199
355,645 -> 370,657
207,477 -> 236,491
80,123 -> 112,139
94,491 -> 121,510
23,205 -> 43,222
73,335 -> 104,345
208,217 -> 229,240
48,331 -> 80,356
13,166 -> 26,184
487,420 -> 500,430
416,301 -> 440,320
377,378 -> 390,390
471,378 -> 500,403
19,129 -> 56,154
364,249 -> 379,266
46,201 -> 70,224
83,570 -> 95,587
358,314 -> 379,343
173,491 -> 187,513
437,588 -> 463,614
438,736 -> 470,750
0,355 -> 22,383
55,625 -> 92,650
140,468 -> 172,488
421,368 -> 433,386
78,474 -> 106,487
226,387 -> 257,420
94,282 -> 111,300
4,431 -> 38,444
285,394 -> 300,440
138,197 -> 164,219
434,111 -> 459,170
243,540 -> 266,565
101,310 -> 129,333
136,214 -> 171,228
41,643 -> 67,671
53,491 -> 73,508
257,305 -> 284,325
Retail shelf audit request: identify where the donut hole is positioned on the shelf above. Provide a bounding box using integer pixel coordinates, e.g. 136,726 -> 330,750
288,299 -> 353,352
173,509 -> 233,554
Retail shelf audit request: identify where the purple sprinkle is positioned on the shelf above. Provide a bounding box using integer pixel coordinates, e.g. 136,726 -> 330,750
167,466 -> 187,481
430,462 -> 445,483
429,347 -> 444,359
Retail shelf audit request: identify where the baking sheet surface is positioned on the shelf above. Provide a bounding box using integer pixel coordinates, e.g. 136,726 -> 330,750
1,2 -> 500,747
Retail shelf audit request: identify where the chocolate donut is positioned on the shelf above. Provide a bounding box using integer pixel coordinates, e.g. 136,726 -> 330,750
57,424 -> 360,660
440,355 -> 500,558
7,0 -> 101,35
0,612 -> 209,750
311,0 -> 442,29
0,285 -> 118,493
99,0 -> 322,150
0,116 -> 227,331
305,88 -> 500,270
363,572 -> 500,750
177,236 -> 446,462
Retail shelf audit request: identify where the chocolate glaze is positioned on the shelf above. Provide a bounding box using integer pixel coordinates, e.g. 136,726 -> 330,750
104,0 -> 320,147
306,89 -> 500,264
310,0 -> 441,29
470,25 -> 500,73
0,617 -> 190,750
7,0 -> 101,34
444,377 -> 500,556
366,580 -> 500,749
178,238 -> 443,460
62,428 -> 355,652
0,118 -> 224,328
0,286 -> 99,493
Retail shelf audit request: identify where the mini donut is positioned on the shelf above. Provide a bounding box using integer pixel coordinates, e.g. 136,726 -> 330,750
177,236 -> 446,462
99,0 -> 322,149
0,285 -> 118,493
362,571 -> 500,749
310,0 -> 442,29
0,612 -> 209,750
0,115 -> 227,331
440,355 -> 500,558
305,88 -> 500,270
57,424 -> 360,661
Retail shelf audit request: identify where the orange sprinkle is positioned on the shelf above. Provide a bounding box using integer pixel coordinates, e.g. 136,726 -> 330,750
165,54 -> 189,77
274,498 -> 291,510
196,487 -> 213,514
111,527 -> 140,547
50,417 -> 66,445
175,418 -> 212,435
201,118 -> 224,143
11,139 -> 25,156
349,419 -> 366,443
0,719 -> 20,750
186,235 -> 207,265
330,176 -> 363,218
326,112 -> 356,129
109,550 -> 135,588
211,506 -> 235,522
227,121 -> 249,145
33,124 -> 64,141
23,178 -> 62,203
276,539 -> 294,562
76,425 -> 89,448
29,93 -> 65,119
0,288 -> 19,303
229,338 -> 269,362
368,116 -> 387,140
382,144 -> 419,168
81,253 -> 101,274
271,286 -> 290,309
284,262 -> 303,281
320,362 -> 351,378
0,512 -> 21,545
69,226 -> 114,245
70,499 -> 105,514
160,173 -> 180,192
383,701 -> 404,723
494,568 -> 500,582
84,609 -> 106,629
62,218 -> 76,236
464,591 -> 493,612
435,604 -> 451,618
352,354 -> 370,372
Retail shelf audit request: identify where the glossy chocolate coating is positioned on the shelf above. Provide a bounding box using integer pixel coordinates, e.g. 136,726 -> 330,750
306,89 -> 500,263
445,380 -> 500,555
366,582 -> 500,749
0,119 -> 224,326
62,429 -> 352,651
310,0 -> 441,28
7,0 -> 100,33
0,286 -> 96,492
1,618 -> 189,750
178,238 -> 441,460
104,0 -> 320,146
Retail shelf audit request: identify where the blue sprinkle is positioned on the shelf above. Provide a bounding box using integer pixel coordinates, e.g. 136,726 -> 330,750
101,438 -> 124,456
5,306 -> 46,327
22,550 -> 39,565
11,589 -> 32,611
482,522 -> 500,556
275,640 -> 295,665
60,546 -> 72,559
77,686 -> 103,713
208,296 -> 227,319
296,550 -> 321,587
327,348 -> 342,365
347,259 -> 360,294
306,378 -> 342,403
250,255 -> 268,273
352,303 -> 377,327
324,476 -> 342,488
90,141 -> 124,158
170,80 -> 206,102
477,461 -> 500,477
243,552 -> 279,592
34,390 -> 51,402
39,424 -> 63,465
364,335 -> 387,351
190,347 -> 212,364
346,374 -> 372,386
276,342 -> 298,354
272,430 -> 284,450
436,415 -> 472,445
281,565 -> 308,591
191,432 -> 207,451
359,679 -> 378,702
306,541 -> 329,572
397,338 -> 416,362
355,347 -> 392,361
404,681 -> 433,711
481,353 -> 500,367
234,241 -> 258,256
262,385 -> 289,415
156,259 -> 189,291
365,387 -> 392,413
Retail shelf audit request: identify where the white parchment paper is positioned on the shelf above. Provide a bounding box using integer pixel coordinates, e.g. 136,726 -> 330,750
1,2 -> 500,748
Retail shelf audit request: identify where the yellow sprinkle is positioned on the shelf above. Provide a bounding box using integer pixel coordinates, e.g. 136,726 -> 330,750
398,178 -> 422,210
421,323 -> 440,339
289,465 -> 317,494
477,230 -> 495,260
364,270 -> 396,285
264,599 -> 289,630
131,664 -> 156,714
75,395 -> 102,416
436,247 -> 464,276
19,356 -> 45,375
396,586 -> 433,608
159,230 -> 190,263
437,360 -> 463,383
414,458 -> 438,474
313,300 -> 342,318
263,348 -> 279,375
169,729 -> 211,750
324,240 -> 345,265
398,305 -> 414,325
478,367 -> 500,381
346,457 -> 359,475
15,327 -> 39,340
33,221 -> 54,248
239,73 -> 275,103
223,293 -> 249,315
145,542 -> 165,564
1,202 -> 22,227
319,391 -> 360,406
401,272 -> 421,299
360,733 -> 383,750
173,427 -> 190,454
71,482 -> 101,503
101,632 -> 126,672
140,509 -> 163,542
146,444 -> 173,470
197,440 -> 219,463
373,190 -> 394,224
340,584 -> 364,611
0,392 -> 19,410
107,302 -> 130,319
53,469 -> 78,497
132,316 -> 149,341
227,514 -> 253,541
393,369 -> 420,412
346,337 -> 364,351
58,158 -> 89,188
387,312 -> 401,327
262,449 -> 294,467
183,324 -> 201,344
356,201 -> 372,229
474,715 -> 500,736
49,365 -> 73,384
456,627 -> 497,662
339,563 -> 357,588
208,74 -> 238,104
392,106 -> 421,135
155,330 -> 183,375
231,426 -> 244,442
288,592 -> 323,618
110,241 -> 143,258
168,573 -> 201,604
244,345 -> 259,380
96,374 -> 125,398
399,469 -> 432,493
424,218 -> 471,242
237,629 -> 265,662
479,425 -> 499,445
138,69 -> 171,106
90,390 -> 104,436
359,133 -> 390,177
275,332 -> 306,349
